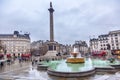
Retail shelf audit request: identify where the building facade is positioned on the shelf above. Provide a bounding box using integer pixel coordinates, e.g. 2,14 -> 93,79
98,34 -> 109,51
0,31 -> 30,55
31,40 -> 47,56
31,40 -> 73,56
90,30 -> 120,54
73,40 -> 88,54
109,30 -> 120,50
89,38 -> 98,52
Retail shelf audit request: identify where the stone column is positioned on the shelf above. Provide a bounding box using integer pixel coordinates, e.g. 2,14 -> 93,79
48,2 -> 54,42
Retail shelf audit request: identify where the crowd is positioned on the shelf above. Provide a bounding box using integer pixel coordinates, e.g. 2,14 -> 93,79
0,53 -> 31,67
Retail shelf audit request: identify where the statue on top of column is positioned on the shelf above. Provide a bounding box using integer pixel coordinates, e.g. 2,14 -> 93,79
50,2 -> 52,7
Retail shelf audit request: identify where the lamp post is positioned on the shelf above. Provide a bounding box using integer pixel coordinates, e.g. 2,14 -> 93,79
4,45 -> 7,55
106,43 -> 111,58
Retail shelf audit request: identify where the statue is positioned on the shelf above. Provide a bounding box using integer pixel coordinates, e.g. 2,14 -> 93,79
50,2 -> 52,8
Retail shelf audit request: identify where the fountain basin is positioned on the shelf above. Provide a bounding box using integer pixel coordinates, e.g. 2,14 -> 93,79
66,57 -> 85,63
37,58 -> 120,77
110,64 -> 120,69
95,66 -> 116,72
47,67 -> 95,77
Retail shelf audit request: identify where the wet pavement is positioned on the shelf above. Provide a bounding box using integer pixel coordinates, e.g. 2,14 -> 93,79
0,60 -> 120,80
0,60 -> 30,73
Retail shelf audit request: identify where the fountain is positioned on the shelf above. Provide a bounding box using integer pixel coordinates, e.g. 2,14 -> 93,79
43,47 -> 95,77
37,48 -> 120,77
66,47 -> 85,63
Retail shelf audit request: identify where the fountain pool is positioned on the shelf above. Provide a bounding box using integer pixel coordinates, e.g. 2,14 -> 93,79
38,58 -> 120,77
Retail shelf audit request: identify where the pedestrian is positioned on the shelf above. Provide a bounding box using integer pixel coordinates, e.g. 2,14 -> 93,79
32,60 -> 34,65
35,59 -> 38,64
19,58 -> 22,63
0,62 -> 4,67
7,59 -> 11,65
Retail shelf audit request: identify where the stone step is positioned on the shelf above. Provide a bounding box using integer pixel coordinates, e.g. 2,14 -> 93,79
44,51 -> 58,56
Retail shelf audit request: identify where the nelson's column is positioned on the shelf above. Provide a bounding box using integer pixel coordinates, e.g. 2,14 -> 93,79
45,2 -> 59,56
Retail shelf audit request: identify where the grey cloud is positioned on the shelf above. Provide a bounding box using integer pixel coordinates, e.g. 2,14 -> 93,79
0,0 -> 120,44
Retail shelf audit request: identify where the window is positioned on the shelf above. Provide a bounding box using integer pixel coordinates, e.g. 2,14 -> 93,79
112,47 -> 115,50
117,47 -> 119,49
115,34 -> 117,36
112,44 -> 114,46
116,40 -> 118,43
54,46 -> 56,50
111,40 -> 114,43
49,46 -> 53,50
116,44 -> 118,46
115,37 -> 118,40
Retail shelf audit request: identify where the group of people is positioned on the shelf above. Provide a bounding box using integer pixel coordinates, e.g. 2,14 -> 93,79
6,53 -> 31,65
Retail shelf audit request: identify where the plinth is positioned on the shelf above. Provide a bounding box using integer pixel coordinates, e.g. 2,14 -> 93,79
44,41 -> 58,57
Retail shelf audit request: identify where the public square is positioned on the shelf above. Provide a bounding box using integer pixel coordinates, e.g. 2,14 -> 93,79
0,59 -> 120,80
0,0 -> 120,80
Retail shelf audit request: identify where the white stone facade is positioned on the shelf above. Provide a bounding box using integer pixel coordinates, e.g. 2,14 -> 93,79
109,30 -> 120,50
90,30 -> 120,52
0,31 -> 30,54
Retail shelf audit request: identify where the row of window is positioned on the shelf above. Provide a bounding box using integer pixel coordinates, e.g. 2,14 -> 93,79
99,38 -> 108,40
7,49 -> 26,52
4,40 -> 29,44
110,34 -> 120,37
112,47 -> 119,50
92,38 -> 119,43
101,44 -> 107,46
7,47 -> 27,49
111,37 -> 118,40
101,47 -> 120,50
101,48 -> 107,50
101,43 -> 119,47
111,40 -> 119,43
100,41 -> 108,43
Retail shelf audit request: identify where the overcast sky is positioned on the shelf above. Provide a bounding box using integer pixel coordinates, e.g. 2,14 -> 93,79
0,0 -> 120,44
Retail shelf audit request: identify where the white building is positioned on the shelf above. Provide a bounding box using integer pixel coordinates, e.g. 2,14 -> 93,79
0,31 -> 30,55
90,30 -> 120,53
98,34 -> 109,50
89,38 -> 99,52
109,30 -> 120,50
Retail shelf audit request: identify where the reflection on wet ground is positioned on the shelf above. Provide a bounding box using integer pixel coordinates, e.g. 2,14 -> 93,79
0,60 -> 120,80
0,65 -> 119,80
